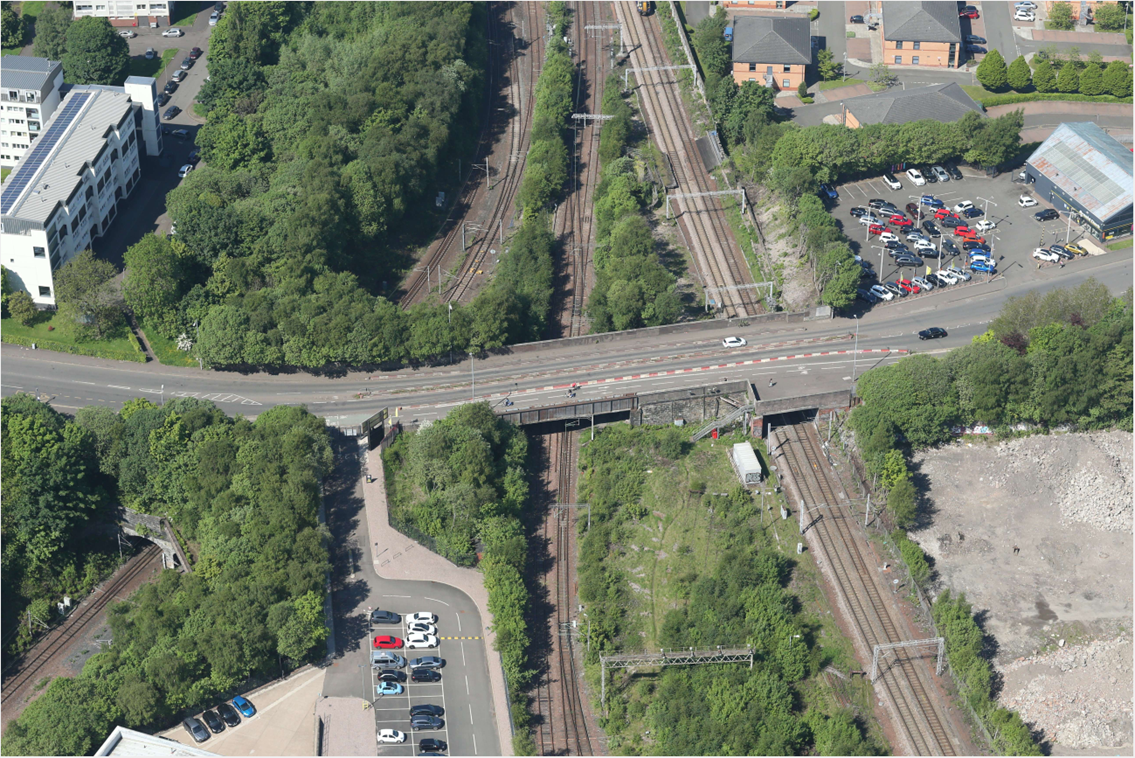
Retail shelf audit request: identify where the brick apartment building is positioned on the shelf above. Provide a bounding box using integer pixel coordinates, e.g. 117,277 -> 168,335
881,1 -> 963,68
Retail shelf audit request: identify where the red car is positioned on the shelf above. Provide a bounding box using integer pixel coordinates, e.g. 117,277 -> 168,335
896,278 -> 921,294
889,214 -> 913,228
868,223 -> 887,235
960,8 -> 979,18
933,207 -> 956,220
959,234 -> 985,244
953,226 -> 974,237
374,635 -> 403,649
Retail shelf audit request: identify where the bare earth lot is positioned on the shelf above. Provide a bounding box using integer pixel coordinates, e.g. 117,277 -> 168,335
910,431 -> 1133,755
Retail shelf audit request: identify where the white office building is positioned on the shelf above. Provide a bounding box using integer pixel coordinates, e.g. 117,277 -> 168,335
73,1 -> 174,28
1,58 -> 66,169
1,78 -> 162,307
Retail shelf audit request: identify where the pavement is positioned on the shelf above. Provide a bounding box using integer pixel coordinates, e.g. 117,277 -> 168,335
157,667 -> 325,755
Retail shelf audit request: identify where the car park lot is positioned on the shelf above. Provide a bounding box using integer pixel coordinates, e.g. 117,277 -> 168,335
834,166 -> 1096,308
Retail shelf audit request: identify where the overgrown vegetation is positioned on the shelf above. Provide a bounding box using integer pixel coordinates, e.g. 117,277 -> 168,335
571,424 -> 884,755
2,398 -> 333,756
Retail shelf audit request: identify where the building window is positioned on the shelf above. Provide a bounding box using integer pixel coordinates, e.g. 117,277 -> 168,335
783,64 -> 791,73
748,62 -> 756,72
33,246 -> 46,258
7,91 -> 16,100
39,286 -> 51,297
913,41 -> 921,50
895,41 -> 903,49
912,56 -> 920,65
783,79 -> 790,88
894,55 -> 902,64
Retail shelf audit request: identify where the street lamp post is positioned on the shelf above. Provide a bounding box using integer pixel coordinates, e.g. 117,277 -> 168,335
469,353 -> 475,401
851,316 -> 860,390
193,320 -> 202,370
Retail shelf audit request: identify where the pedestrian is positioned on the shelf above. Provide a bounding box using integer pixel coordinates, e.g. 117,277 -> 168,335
1013,545 -> 1020,555
769,379 -> 774,387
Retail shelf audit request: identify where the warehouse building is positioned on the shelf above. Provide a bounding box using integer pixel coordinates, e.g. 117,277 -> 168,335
1023,122 -> 1133,242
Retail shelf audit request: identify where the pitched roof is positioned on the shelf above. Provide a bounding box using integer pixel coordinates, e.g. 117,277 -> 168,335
731,15 -> 811,65
0,56 -> 63,93
844,82 -> 982,126
1026,122 -> 1134,223
882,1 -> 962,43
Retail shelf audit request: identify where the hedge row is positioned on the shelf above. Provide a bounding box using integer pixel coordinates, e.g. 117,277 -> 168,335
974,91 -> 1133,107
1,331 -> 146,362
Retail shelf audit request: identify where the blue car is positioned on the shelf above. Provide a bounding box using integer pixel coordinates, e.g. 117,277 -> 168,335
377,681 -> 404,696
970,260 -> 996,273
232,696 -> 256,718
920,195 -> 944,208
820,183 -> 839,200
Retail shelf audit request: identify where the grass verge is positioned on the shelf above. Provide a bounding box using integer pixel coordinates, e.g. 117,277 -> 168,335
135,316 -> 198,367
1107,239 -> 1132,251
130,47 -> 178,79
817,78 -> 866,91
1,313 -> 146,362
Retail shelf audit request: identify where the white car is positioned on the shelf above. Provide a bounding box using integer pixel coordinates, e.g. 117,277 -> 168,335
406,633 -> 439,649
931,166 -> 950,182
118,29 -> 137,38
975,219 -> 997,232
1032,248 -> 1060,262
912,276 -> 934,291
178,164 -> 194,178
906,231 -> 928,242
869,284 -> 894,301
914,239 -> 937,251
162,27 -> 183,36
1018,195 -> 1038,208
946,265 -> 971,281
936,270 -> 958,285
882,173 -> 903,190
407,622 -> 438,636
906,168 -> 926,186
1014,9 -> 1036,20
953,201 -> 974,214
879,232 -> 900,243
722,337 -> 747,348
377,729 -> 406,745
930,271 -> 953,287
1015,1 -> 1037,8
408,612 -> 437,625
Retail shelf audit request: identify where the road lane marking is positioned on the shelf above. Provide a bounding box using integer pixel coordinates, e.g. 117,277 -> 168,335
107,385 -> 131,390
466,675 -> 470,696
75,381 -> 95,385
1,385 -> 24,389
469,703 -> 474,724
423,597 -> 450,607
460,641 -> 466,668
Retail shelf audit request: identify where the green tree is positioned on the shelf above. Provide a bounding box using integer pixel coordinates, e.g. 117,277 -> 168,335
276,590 -> 328,661
817,47 -> 842,81
1056,60 -> 1080,92
53,251 -> 123,340
1006,55 -> 1032,92
116,676 -> 163,728
797,80 -> 809,99
869,62 -> 897,88
196,304 -> 249,367
123,235 -> 195,339
1032,59 -> 1057,92
62,17 -> 129,85
194,112 -> 271,171
975,48 -> 1008,90
1047,2 -> 1075,29
1,5 -> 22,48
33,5 -> 72,59
1077,62 -> 1105,95
692,7 -> 731,79
1093,2 -> 1127,31
8,289 -> 37,326
1102,60 -> 1133,97
887,477 -> 917,528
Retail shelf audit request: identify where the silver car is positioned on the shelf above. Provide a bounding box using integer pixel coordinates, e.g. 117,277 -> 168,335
931,166 -> 950,182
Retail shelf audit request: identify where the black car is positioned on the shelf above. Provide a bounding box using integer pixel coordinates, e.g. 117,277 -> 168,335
370,609 -> 401,624
155,92 -> 170,107
1049,244 -> 1074,259
857,288 -> 878,304
419,739 -> 448,754
410,656 -> 444,669
962,240 -> 990,251
939,216 -> 962,228
962,207 -> 984,218
201,709 -> 225,734
410,704 -> 445,718
379,669 -> 407,683
188,149 -> 201,165
182,717 -> 210,743
163,105 -> 181,120
164,80 -> 178,94
849,206 -> 867,218
884,239 -> 907,249
946,164 -> 963,181
411,715 -> 444,730
942,239 -> 961,256
894,255 -> 924,267
923,168 -> 937,184
868,198 -> 890,210
181,57 -> 194,69
411,668 -> 442,683
965,45 -> 987,54
965,34 -> 986,44
918,327 -> 948,340
921,220 -> 941,237
849,14 -> 864,22
216,702 -> 241,727
214,1 -> 225,10
1035,209 -> 1060,221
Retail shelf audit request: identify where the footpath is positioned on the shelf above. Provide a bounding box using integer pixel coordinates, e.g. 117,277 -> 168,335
361,445 -> 513,756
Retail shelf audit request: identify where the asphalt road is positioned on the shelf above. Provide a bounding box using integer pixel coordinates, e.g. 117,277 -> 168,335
321,439 -> 501,757
3,249 -> 1130,423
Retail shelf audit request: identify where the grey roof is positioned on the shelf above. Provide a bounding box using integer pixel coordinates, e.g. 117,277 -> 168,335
96,726 -> 218,756
731,15 -> 811,65
1,87 -> 133,225
0,56 -> 63,92
844,82 -> 982,126
1026,122 -> 1134,223
882,1 -> 962,43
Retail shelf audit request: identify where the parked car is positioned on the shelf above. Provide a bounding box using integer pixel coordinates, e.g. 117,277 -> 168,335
965,45 -> 987,54
896,279 -> 920,295
904,202 -> 920,218
882,172 -> 902,190
377,681 -> 404,696
962,240 -> 991,252
921,220 -> 941,237
215,1 -> 226,11
378,669 -> 407,683
931,271 -> 955,286
918,327 -> 948,340
201,710 -> 225,734
868,199 -> 891,210
189,46 -> 204,60
1032,248 -> 1060,262
923,166 -> 938,184
406,633 -> 438,649
952,201 -> 974,214
371,609 -> 401,624
182,717 -> 210,743
857,288 -> 878,304
905,231 -> 928,242
1015,1 -> 1038,9
965,34 -> 987,44
868,223 -> 887,235
849,206 -> 867,218
961,7 -> 980,18
722,336 -> 747,348
882,281 -> 905,297
912,276 -> 935,292
894,255 -> 924,267
946,164 -> 963,181
145,47 -> 156,59
163,105 -> 181,120
970,260 -> 997,273
921,195 -> 944,208
407,622 -> 438,636
171,70 -> 187,82
372,650 -> 406,668
859,214 -> 882,226
374,635 -> 403,649
410,656 -> 445,669
819,183 -> 838,200
1064,242 -> 1088,256
942,239 -> 961,256
1035,209 -> 1060,221
209,11 -> 220,25
932,207 -> 955,220
1014,8 -> 1036,20
962,207 -> 984,218
178,164 -> 194,179
164,80 -> 178,94
1018,194 -> 1038,207
410,705 -> 445,718
119,29 -> 137,38
232,696 -> 256,718
411,715 -> 444,731
216,703 -> 241,727
906,168 -> 926,186
849,14 -> 865,23
952,225 -> 974,237
931,165 -> 950,182
419,739 -> 448,754
975,219 -> 996,232
377,729 -> 406,745
155,92 -> 170,107
915,239 -> 938,253
162,27 -> 183,36
879,232 -> 900,244
181,57 -> 194,70
940,216 -> 963,228
889,214 -> 912,228
1049,244 -> 1074,260
412,668 -> 443,683
946,265 -> 971,281
870,284 -> 893,301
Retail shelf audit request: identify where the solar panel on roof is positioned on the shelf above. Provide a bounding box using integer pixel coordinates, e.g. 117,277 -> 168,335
1,93 -> 91,216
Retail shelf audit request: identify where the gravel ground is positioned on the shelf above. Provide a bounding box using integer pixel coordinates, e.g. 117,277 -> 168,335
910,431 -> 1133,753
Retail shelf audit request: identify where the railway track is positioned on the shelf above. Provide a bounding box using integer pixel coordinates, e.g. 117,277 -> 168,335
442,1 -> 544,306
399,2 -> 542,308
615,3 -> 759,319
1,544 -> 161,705
774,422 -> 956,756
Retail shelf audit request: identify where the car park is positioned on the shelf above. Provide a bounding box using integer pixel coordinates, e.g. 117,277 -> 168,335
201,710 -> 225,734
906,168 -> 926,186
371,609 -> 401,624
372,650 -> 406,667
1018,195 -> 1038,207
882,173 -> 902,190
232,696 -> 256,717
119,29 -> 137,38
178,164 -> 193,180
1032,248 -> 1060,262
975,219 -> 996,232
217,703 -> 241,727
931,166 -> 950,182
921,220 -> 941,237
377,681 -> 404,695
869,284 -> 893,301
1035,209 -> 1060,221
849,206 -> 867,218
378,669 -> 408,683
162,27 -> 184,36
722,336 -> 747,348
420,739 -> 448,754
820,183 -> 838,200
410,705 -> 446,718
378,729 -> 407,744
412,668 -> 443,683
971,260 -> 996,273
412,715 -> 444,731
407,633 -> 439,649
919,327 -> 948,340
183,718 -> 210,743
912,276 -> 935,291
410,656 -> 444,669
374,635 -> 403,649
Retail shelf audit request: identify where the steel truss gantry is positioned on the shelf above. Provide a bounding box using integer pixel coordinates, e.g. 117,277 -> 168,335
871,638 -> 945,681
665,188 -> 746,219
583,23 -> 625,55
599,647 -> 754,712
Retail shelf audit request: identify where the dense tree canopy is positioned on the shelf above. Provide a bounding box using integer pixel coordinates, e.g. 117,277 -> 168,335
61,17 -> 130,85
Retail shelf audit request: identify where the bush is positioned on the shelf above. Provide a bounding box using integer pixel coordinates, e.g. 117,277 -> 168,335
0,330 -> 147,362
1006,55 -> 1032,92
797,80 -> 809,99
892,530 -> 930,585
976,49 -> 1008,91
1046,2 -> 1075,30
1094,2 -> 1127,31
7,290 -> 37,326
970,90 -> 1131,106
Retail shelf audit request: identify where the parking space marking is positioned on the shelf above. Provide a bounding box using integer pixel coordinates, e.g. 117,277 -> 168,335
440,636 -> 481,640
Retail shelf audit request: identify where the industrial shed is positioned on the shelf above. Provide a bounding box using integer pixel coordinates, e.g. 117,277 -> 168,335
730,442 -> 763,485
1023,122 -> 1133,242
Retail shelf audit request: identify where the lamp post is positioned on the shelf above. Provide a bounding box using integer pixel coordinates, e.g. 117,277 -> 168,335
469,353 -> 475,401
851,316 -> 860,390
193,320 -> 202,370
